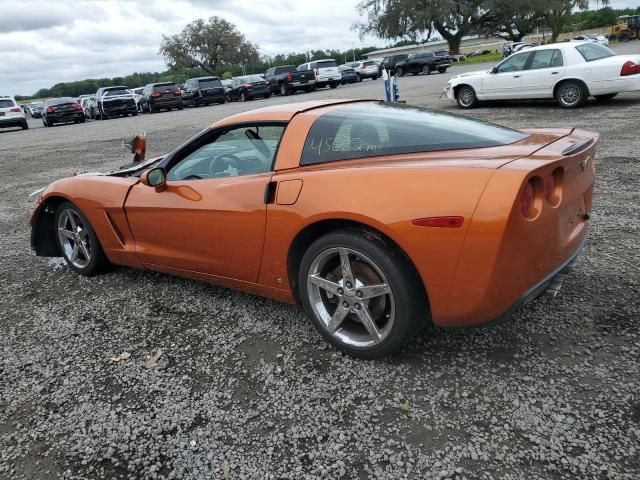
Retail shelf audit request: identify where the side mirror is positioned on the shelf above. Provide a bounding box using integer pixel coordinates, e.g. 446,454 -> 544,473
491,66 -> 498,74
141,167 -> 167,191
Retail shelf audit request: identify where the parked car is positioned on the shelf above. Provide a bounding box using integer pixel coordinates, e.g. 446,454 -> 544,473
30,99 -> 597,359
91,86 -> 137,120
502,42 -> 536,58
42,97 -> 85,127
0,96 -> 28,130
297,59 -> 340,89
445,42 -> 640,109
571,34 -> 609,46
345,60 -> 379,81
27,101 -> 44,118
182,77 -> 226,107
80,98 -> 92,118
131,87 -> 144,112
395,52 -> 450,76
264,65 -> 316,96
381,54 -> 408,74
433,50 -> 453,63
228,75 -> 271,102
140,82 -> 184,113
469,49 -> 491,57
338,65 -> 358,84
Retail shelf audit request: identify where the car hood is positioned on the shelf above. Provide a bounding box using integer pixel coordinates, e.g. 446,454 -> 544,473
450,69 -> 489,80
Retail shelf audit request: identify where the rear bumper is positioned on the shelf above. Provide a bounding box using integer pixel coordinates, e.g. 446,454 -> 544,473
0,117 -> 26,127
102,103 -> 137,115
48,112 -> 84,123
150,98 -> 183,108
484,236 -> 585,327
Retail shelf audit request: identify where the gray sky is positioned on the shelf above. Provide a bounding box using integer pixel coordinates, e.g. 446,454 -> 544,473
1,0 -> 379,96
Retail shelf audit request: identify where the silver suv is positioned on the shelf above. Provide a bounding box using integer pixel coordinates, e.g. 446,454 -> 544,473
345,60 -> 379,81
0,96 -> 28,130
298,59 -> 341,89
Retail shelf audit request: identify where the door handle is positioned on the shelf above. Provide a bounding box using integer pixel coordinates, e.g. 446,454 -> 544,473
551,71 -> 559,74
264,181 -> 277,204
513,75 -> 520,78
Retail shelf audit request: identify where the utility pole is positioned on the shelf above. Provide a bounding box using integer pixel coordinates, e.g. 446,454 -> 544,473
352,43 -> 356,62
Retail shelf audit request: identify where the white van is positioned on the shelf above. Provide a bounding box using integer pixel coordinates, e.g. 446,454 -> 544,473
298,59 -> 341,89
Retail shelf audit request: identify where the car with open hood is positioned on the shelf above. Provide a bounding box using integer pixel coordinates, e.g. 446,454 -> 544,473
91,86 -> 137,120
29,99 -> 597,359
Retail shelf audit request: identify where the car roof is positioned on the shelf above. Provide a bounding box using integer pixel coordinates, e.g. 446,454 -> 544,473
522,41 -> 591,53
213,99 -> 376,127
191,76 -> 219,80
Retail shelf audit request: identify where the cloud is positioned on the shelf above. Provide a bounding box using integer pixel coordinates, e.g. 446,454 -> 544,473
0,0 -> 380,96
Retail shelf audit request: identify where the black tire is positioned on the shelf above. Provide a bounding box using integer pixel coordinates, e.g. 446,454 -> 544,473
555,80 -> 588,108
54,201 -> 109,276
298,228 -> 427,359
396,67 -> 404,77
240,92 -> 248,102
422,65 -> 431,75
177,105 -> 183,110
595,93 -> 618,101
46,118 -> 54,127
455,85 -> 478,109
21,121 -> 29,130
438,68 -> 447,74
89,107 -> 95,120
372,76 -> 378,80
80,117 -> 86,123
356,74 -> 362,83
279,83 -> 289,96
620,33 -> 630,42
265,93 -> 272,99
329,82 -> 338,89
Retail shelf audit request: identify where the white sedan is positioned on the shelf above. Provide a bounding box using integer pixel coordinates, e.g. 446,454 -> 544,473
571,34 -> 609,46
445,42 -> 640,108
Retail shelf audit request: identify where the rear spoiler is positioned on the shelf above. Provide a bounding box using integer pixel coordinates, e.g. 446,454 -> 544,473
561,137 -> 594,156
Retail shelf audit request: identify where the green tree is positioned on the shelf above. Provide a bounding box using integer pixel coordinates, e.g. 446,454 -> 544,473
356,0 -> 489,54
481,0 -> 547,42
544,0 -> 608,42
159,17 -> 259,74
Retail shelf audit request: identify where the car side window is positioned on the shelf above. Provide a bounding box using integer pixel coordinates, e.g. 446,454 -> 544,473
527,49 -> 562,70
167,125 -> 286,181
497,52 -> 530,73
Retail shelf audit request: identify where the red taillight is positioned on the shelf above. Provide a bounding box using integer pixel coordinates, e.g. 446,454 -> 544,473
544,167 -> 564,206
9,107 -> 21,112
520,177 -> 542,219
173,89 -> 181,96
242,83 -> 253,89
287,73 -> 292,81
73,103 -> 82,110
620,60 -> 640,76
151,92 -> 161,97
46,106 -> 57,113
412,216 -> 464,228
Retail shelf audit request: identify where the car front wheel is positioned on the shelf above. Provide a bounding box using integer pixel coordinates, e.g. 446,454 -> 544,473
55,202 -> 109,275
556,81 -> 587,108
456,85 -> 478,109
299,229 -> 426,359
396,67 -> 404,76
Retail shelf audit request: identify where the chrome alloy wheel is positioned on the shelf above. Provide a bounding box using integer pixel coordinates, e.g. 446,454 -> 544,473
57,208 -> 92,268
560,84 -> 582,107
458,87 -> 475,107
307,247 -> 395,348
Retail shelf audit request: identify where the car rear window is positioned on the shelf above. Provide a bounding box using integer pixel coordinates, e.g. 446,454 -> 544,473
315,60 -> 337,68
198,78 -> 222,88
575,43 -> 615,61
46,97 -> 76,105
276,66 -> 296,74
153,83 -> 177,92
363,61 -> 376,66
300,102 -> 528,165
103,89 -> 129,97
0,99 -> 15,108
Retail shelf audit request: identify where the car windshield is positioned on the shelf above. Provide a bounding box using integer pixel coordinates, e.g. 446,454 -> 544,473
103,89 -> 129,97
301,102 -> 528,165
238,75 -> 265,83
198,78 -> 222,88
575,43 -> 615,61
0,99 -> 15,108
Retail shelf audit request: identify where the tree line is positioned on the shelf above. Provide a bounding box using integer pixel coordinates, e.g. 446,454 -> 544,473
16,5 -> 639,101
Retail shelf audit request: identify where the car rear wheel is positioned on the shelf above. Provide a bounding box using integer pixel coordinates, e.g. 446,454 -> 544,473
438,67 -> 447,74
279,83 -> 289,96
55,202 -> 109,276
21,120 -> 29,130
556,81 -> 587,108
356,74 -> 362,82
299,229 -> 426,359
240,92 -> 247,102
422,65 -> 431,75
595,93 -> 617,101
396,67 -> 404,76
456,85 -> 478,109
329,82 -> 338,89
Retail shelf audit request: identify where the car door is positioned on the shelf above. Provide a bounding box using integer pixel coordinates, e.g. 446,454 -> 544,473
520,49 -> 565,98
482,51 -> 532,99
125,124 -> 287,282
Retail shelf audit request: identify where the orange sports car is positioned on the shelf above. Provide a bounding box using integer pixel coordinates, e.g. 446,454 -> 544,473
30,100 -> 597,358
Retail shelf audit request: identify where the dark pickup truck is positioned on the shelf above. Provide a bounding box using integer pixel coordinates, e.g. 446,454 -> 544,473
394,52 -> 450,76
264,65 -> 316,96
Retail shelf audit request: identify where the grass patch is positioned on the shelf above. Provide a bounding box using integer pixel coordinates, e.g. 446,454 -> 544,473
453,51 -> 503,66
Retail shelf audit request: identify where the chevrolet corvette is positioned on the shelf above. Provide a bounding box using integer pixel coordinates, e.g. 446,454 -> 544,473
30,100 -> 597,358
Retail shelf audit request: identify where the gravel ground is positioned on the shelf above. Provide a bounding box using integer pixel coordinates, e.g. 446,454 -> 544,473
1,45 -> 639,479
